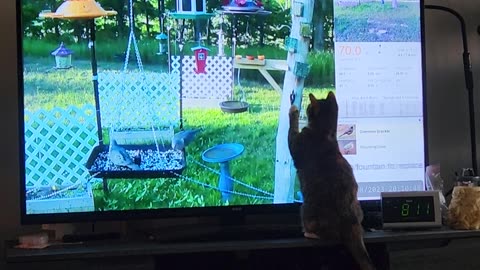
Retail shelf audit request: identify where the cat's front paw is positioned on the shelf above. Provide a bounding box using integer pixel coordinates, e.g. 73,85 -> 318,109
289,105 -> 299,118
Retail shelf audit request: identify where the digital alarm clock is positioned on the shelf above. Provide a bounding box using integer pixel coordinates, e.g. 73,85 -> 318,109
381,191 -> 442,229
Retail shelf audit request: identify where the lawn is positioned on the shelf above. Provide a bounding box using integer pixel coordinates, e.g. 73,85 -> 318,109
23,57 -> 333,211
334,1 -> 421,42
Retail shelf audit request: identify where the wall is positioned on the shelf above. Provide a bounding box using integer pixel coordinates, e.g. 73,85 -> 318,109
1,0 -> 480,268
424,0 -> 480,188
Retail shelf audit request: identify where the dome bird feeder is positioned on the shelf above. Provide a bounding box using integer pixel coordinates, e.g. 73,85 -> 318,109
155,33 -> 169,55
39,0 -> 117,19
51,42 -> 73,69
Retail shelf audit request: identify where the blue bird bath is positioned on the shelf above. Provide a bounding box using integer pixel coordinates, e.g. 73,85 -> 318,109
202,143 -> 244,202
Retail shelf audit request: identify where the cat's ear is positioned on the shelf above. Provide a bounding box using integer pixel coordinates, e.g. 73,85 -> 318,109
309,93 -> 317,104
327,91 -> 336,101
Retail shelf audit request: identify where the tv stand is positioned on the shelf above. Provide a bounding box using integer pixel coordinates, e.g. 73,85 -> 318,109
7,228 -> 480,270
62,232 -> 122,243
137,223 -> 304,243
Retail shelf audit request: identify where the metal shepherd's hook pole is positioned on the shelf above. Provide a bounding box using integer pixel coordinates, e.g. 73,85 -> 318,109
425,5 -> 477,175
89,19 -> 104,145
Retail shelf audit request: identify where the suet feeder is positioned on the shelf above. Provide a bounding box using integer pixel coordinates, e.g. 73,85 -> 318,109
176,0 -> 207,13
51,42 -> 73,69
155,33 -> 168,55
284,37 -> 298,53
300,23 -> 312,38
293,62 -> 311,78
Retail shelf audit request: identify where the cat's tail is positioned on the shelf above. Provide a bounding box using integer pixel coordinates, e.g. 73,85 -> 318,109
343,224 -> 376,270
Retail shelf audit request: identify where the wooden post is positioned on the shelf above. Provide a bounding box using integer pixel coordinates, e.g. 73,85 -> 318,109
274,0 -> 315,203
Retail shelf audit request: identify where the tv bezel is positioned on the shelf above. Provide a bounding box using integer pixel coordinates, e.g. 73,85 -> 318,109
17,0 -> 428,225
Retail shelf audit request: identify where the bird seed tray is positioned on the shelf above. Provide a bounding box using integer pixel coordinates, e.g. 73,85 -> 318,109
86,144 -> 186,179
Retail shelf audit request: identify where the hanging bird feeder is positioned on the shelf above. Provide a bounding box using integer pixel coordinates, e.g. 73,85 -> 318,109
39,0 -> 117,20
176,0 -> 207,13
155,33 -> 169,55
222,0 -> 264,12
51,42 -> 73,69
191,45 -> 210,74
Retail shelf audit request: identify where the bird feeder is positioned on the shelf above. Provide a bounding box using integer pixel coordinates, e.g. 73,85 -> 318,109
191,46 -> 210,74
293,62 -> 311,78
39,0 -> 117,20
284,37 -> 298,53
51,42 -> 73,69
176,0 -> 207,13
155,33 -> 168,55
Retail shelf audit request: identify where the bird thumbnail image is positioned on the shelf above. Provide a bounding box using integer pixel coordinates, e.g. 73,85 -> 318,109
337,124 -> 356,140
171,128 -> 202,151
339,140 -> 357,155
109,139 -> 141,170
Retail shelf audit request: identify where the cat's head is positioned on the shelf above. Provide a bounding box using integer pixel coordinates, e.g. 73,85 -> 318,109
306,91 -> 338,132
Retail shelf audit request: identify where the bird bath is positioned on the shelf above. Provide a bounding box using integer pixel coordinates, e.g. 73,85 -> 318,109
202,143 -> 244,201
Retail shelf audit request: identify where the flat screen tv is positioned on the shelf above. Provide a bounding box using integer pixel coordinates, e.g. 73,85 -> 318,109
18,0 -> 427,224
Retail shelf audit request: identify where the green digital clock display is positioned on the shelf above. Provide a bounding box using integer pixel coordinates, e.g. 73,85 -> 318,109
382,196 -> 435,223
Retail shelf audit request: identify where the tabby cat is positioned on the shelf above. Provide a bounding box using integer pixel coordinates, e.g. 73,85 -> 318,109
288,91 -> 375,270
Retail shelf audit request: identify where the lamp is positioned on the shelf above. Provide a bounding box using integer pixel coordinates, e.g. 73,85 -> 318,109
425,5 -> 478,176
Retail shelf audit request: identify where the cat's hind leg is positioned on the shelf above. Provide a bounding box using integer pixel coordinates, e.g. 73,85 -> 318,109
343,224 -> 376,270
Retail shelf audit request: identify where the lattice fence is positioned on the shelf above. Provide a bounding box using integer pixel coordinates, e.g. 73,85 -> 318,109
98,71 -> 181,130
173,56 -> 233,100
24,105 -> 99,188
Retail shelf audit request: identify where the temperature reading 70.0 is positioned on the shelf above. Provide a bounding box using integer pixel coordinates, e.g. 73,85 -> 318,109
339,45 -> 362,56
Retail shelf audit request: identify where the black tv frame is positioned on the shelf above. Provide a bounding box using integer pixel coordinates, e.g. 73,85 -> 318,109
17,0 -> 428,226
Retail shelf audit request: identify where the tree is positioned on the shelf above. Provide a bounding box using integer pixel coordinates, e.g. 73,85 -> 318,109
312,0 -> 332,52
101,0 -> 128,38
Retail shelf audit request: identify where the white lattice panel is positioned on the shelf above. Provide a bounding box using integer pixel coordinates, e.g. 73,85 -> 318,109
24,105 -> 99,188
179,56 -> 233,100
98,71 -> 180,129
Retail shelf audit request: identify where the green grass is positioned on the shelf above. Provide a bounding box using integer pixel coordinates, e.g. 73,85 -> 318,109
23,57 -> 333,211
334,2 -> 421,42
23,39 -> 335,87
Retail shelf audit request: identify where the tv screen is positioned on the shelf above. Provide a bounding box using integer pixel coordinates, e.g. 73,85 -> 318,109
19,0 -> 426,223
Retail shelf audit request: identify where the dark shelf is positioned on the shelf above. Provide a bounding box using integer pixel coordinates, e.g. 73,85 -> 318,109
6,228 -> 480,263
